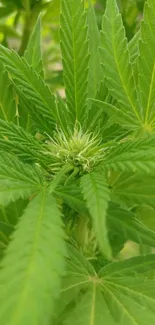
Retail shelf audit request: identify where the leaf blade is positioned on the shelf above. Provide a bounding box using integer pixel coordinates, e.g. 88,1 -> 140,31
0,191 -> 66,325
24,15 -> 44,77
60,0 -> 89,122
81,171 -> 112,259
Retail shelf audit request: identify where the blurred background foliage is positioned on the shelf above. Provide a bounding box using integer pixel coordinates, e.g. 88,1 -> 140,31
0,0 -> 146,92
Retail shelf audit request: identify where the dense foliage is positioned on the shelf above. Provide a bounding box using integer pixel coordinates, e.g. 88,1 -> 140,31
0,0 -> 155,324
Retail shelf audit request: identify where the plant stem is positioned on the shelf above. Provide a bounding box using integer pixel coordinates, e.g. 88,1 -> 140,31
18,12 -> 32,55
18,0 -> 39,56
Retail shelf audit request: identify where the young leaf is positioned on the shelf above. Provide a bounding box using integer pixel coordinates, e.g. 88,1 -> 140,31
0,191 -> 66,325
60,0 -> 89,122
0,62 -> 16,122
87,0 -> 102,99
24,15 -> 44,77
81,171 -> 112,259
100,0 -> 142,126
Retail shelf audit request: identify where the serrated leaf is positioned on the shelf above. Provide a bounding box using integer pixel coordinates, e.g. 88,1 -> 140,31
138,0 -> 155,125
81,171 -> 112,259
0,62 -> 16,122
128,30 -> 140,65
108,203 -> 155,249
99,253 -> 155,277
0,191 -> 66,325
0,119 -> 51,167
102,140 -> 155,174
55,182 -> 87,214
99,255 -> 155,324
0,151 -> 44,206
60,0 -> 89,122
64,286 -> 114,325
87,0 -> 102,99
112,174 -> 155,209
0,45 -> 57,133
89,99 -> 140,130
24,15 -> 44,77
100,0 -> 142,126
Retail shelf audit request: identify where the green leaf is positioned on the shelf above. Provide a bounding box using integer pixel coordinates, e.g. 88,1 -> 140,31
102,140 -> 155,174
0,63 -> 16,122
60,0 -> 89,122
87,0 -> 102,99
89,99 -> 140,130
100,0 -> 142,126
0,151 -> 44,206
138,0 -> 155,126
136,205 -> 155,232
99,253 -> 155,277
24,15 -> 44,77
81,171 -> 112,259
56,244 -> 102,323
128,30 -> 140,65
0,191 -> 66,325
55,182 -> 87,214
64,286 -> 114,325
108,203 -> 155,248
0,119 -> 51,167
99,255 -> 155,324
112,174 -> 155,209
0,45 -> 57,133
0,4 -> 15,18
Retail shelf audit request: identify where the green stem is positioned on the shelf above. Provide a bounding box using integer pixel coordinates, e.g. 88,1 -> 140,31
18,12 -> 33,56
18,0 -> 40,56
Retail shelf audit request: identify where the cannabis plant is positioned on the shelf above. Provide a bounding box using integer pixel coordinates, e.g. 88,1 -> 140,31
1,0 -> 155,324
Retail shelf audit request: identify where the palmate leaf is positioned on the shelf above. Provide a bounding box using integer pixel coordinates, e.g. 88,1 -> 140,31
81,171 -> 112,259
0,62 -> 16,122
0,151 -> 45,206
60,0 -> 89,122
100,0 -> 142,127
24,15 -> 44,77
138,0 -> 155,126
55,245 -> 97,324
58,246 -> 155,325
0,190 -> 66,325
